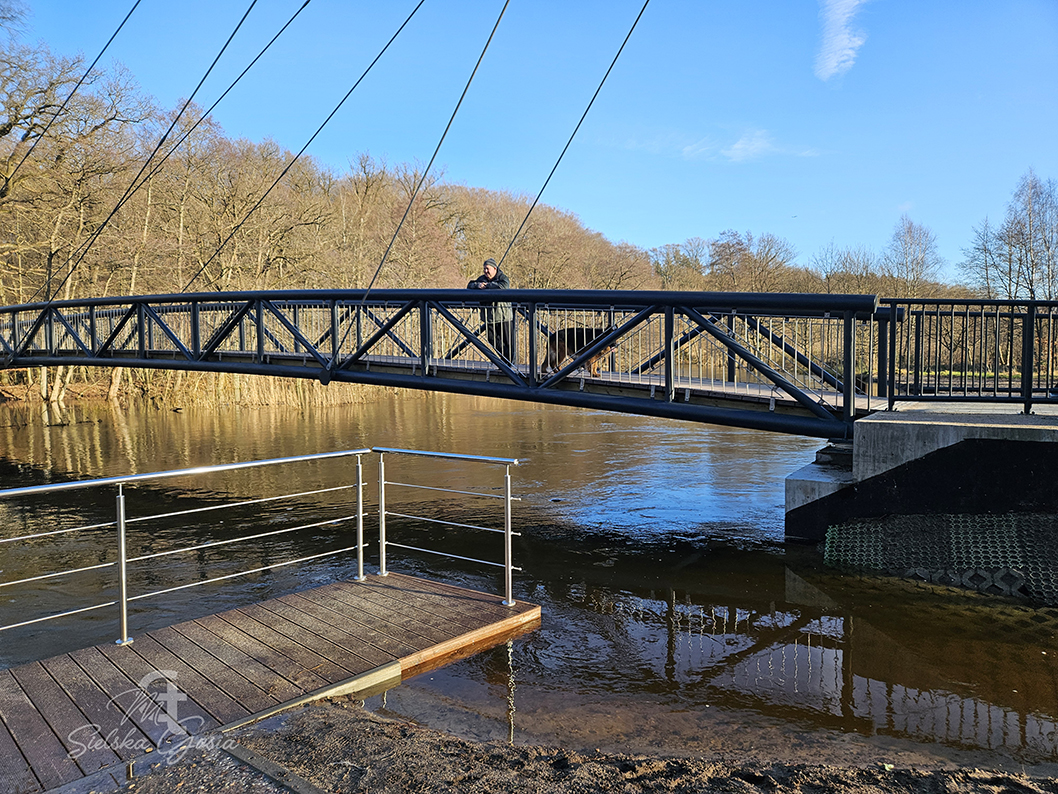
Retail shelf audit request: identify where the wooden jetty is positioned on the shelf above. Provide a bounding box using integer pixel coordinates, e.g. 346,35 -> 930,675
0,573 -> 541,794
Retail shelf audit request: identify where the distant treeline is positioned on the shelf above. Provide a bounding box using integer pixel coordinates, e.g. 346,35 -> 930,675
0,35 -> 1055,406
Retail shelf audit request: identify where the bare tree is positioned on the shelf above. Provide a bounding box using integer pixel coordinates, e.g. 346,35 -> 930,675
0,1 -> 26,36
1006,169 -> 1058,299
959,170 -> 1058,300
707,230 -> 796,292
651,238 -> 707,290
444,185 -> 529,284
586,241 -> 653,290
881,214 -> 944,297
812,241 -> 879,294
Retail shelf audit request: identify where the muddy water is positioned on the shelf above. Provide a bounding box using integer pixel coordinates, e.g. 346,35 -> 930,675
0,392 -> 1056,769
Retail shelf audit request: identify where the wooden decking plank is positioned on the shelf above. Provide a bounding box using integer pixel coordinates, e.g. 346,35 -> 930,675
322,577 -> 490,629
294,582 -> 448,636
173,620 -> 306,703
90,643 -> 220,737
384,571 -> 520,609
297,585 -> 457,645
227,605 -> 362,682
248,598 -> 401,667
316,578 -> 462,619
357,581 -> 520,639
69,645 -> 191,750
8,662 -> 120,776
317,579 -> 490,636
191,614 -> 330,693
40,653 -> 153,761
369,573 -> 520,622
0,714 -> 40,794
273,592 -> 423,659
0,670 -> 82,790
149,627 -> 277,714
380,571 -> 511,604
349,577 -> 539,643
282,588 -> 435,647
106,634 -> 249,726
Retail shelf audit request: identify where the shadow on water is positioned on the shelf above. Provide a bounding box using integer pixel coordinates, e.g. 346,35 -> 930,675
1,393 -> 1056,768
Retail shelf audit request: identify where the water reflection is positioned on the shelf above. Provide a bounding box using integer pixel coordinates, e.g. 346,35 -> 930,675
1,393 -> 1056,767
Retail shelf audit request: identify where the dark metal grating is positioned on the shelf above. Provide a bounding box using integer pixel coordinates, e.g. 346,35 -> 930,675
825,513 -> 1058,605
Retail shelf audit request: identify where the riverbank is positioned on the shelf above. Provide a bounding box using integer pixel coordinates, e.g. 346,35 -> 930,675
0,370 -> 403,409
103,699 -> 1058,794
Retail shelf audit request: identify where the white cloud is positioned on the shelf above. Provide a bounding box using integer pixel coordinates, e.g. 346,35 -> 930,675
721,130 -> 776,162
815,0 -> 868,81
612,129 -> 812,164
681,138 -> 718,160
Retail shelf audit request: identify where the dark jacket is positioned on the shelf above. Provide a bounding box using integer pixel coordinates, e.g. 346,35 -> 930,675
467,268 -> 511,291
467,268 -> 513,321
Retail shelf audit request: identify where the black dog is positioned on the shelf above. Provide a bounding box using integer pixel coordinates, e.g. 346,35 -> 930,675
543,327 -> 613,376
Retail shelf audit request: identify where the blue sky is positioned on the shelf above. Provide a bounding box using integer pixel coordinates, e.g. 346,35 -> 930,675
21,0 -> 1058,282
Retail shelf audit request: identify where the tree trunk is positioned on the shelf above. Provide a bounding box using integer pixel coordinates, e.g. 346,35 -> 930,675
107,367 -> 124,401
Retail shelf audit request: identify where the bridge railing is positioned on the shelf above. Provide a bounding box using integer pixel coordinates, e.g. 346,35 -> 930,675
882,298 -> 1058,413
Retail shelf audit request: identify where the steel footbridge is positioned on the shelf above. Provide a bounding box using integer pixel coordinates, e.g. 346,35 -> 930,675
0,289 -> 885,439
5,289 -> 1056,438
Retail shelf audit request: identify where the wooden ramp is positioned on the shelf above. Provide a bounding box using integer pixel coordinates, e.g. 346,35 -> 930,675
0,573 -> 541,794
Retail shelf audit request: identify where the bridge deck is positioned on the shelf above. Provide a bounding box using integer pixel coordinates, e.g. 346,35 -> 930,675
361,355 -> 878,415
0,573 -> 540,794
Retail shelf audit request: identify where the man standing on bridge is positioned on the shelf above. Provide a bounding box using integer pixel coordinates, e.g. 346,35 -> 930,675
467,258 -> 513,361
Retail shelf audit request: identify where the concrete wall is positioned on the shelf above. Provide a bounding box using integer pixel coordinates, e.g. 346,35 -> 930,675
853,411 -> 1058,481
785,410 -> 1058,544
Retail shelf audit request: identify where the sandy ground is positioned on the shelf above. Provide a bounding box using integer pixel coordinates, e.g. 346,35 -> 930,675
85,699 -> 1058,794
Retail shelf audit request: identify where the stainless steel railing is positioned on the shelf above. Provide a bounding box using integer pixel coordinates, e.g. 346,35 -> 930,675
0,446 -> 523,645
375,447 -> 521,606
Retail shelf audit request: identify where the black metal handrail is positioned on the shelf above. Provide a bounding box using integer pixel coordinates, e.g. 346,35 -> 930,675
882,298 -> 1058,414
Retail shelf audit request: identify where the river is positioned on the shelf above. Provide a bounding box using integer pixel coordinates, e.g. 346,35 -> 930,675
0,391 -> 1056,770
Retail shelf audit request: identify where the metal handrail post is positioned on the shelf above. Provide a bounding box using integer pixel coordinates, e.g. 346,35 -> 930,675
1022,302 -> 1036,414
664,306 -> 675,402
912,311 -> 923,395
255,298 -> 265,362
527,301 -> 537,387
503,464 -> 514,607
876,314 -> 888,399
725,313 -> 737,383
842,310 -> 855,422
888,301 -> 898,410
419,299 -> 431,375
378,452 -> 388,576
330,299 -> 339,364
354,453 -> 366,582
115,484 -> 132,645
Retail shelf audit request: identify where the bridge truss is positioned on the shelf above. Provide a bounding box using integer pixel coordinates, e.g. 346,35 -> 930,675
1,289 -> 883,438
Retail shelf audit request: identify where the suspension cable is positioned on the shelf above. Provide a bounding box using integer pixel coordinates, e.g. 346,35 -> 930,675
39,0 -> 313,301
497,0 -> 650,269
181,0 -> 428,293
361,0 -> 510,299
1,0 -> 142,198
39,0 -> 261,304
